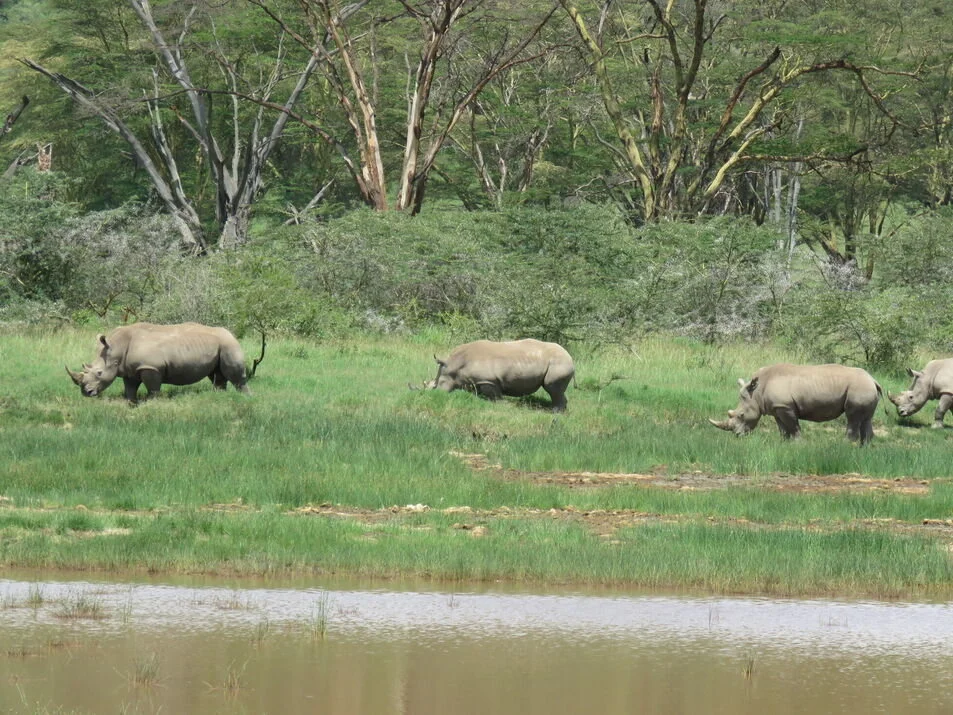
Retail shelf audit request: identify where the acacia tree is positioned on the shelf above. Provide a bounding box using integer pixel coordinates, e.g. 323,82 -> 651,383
251,0 -> 557,214
557,0 -> 916,224
23,0 -> 323,250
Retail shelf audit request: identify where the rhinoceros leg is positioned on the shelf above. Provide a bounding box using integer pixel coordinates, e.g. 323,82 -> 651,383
122,376 -> 142,404
845,401 -> 877,444
846,417 -> 875,445
218,362 -> 249,394
544,381 -> 570,412
473,381 -> 503,401
138,368 -> 163,400
934,394 -> 953,429
210,370 -> 228,390
773,408 -> 800,439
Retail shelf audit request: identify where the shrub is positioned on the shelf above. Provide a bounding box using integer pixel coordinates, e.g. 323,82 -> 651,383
0,169 -> 80,301
624,218 -> 782,341
782,266 -> 923,370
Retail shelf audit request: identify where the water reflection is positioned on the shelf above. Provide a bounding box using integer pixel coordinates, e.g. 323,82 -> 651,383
1,575 -> 952,714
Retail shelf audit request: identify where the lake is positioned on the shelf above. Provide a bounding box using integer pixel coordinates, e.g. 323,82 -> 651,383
1,572 -> 952,714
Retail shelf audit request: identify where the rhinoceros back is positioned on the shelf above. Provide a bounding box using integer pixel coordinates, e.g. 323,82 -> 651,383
924,358 -> 953,397
755,363 -> 879,421
448,339 -> 574,396
116,323 -> 246,387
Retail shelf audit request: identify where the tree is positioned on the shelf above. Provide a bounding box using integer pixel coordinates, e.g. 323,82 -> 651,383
557,0 -> 916,224
22,0 -> 324,250
251,0 -> 557,214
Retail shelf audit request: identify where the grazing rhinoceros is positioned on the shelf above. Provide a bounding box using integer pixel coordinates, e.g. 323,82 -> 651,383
708,363 -> 883,444
888,358 -> 953,428
66,322 -> 250,403
414,339 -> 575,412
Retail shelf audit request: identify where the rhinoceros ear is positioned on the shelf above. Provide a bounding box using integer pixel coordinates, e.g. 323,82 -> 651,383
737,378 -> 746,388
745,377 -> 758,394
98,334 -> 109,349
434,354 -> 446,367
906,368 -> 923,379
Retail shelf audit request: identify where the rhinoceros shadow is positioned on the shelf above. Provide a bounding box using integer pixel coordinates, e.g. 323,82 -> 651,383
515,394 -> 564,411
894,419 -> 950,430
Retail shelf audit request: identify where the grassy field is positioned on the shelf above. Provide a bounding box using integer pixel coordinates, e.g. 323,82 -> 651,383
2,325 -> 953,598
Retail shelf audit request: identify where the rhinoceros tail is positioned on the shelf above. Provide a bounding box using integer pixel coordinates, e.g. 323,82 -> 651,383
875,381 -> 888,416
249,330 -> 267,379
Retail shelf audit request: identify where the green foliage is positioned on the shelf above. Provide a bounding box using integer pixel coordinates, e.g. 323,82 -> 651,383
216,244 -> 355,339
0,169 -> 80,301
781,267 -> 924,370
2,194 -> 952,366
777,207 -> 953,368
4,330 -> 953,595
624,218 -> 781,341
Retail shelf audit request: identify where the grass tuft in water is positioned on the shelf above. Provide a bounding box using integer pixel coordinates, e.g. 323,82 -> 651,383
127,653 -> 161,689
53,593 -> 107,620
309,591 -> 331,641
252,617 -> 271,647
205,659 -> 249,697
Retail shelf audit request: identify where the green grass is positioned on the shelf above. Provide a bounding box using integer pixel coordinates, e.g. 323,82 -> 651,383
1,325 -> 953,597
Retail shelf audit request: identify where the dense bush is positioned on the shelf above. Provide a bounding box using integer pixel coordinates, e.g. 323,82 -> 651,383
3,183 -> 952,367
0,169 -> 79,302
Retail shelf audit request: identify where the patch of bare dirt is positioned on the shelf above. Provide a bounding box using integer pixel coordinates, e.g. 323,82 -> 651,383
286,501 -> 953,544
448,451 -> 931,494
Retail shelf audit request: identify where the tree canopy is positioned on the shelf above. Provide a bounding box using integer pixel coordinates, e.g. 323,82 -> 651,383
0,0 -> 950,257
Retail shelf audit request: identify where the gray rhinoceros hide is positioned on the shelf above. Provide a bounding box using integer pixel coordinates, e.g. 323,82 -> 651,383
888,358 -> 953,428
425,339 -> 575,412
66,322 -> 250,403
709,363 -> 883,444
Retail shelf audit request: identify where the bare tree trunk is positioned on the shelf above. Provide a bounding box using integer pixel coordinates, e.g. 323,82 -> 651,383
1,96 -> 29,143
786,171 -> 801,260
20,58 -> 207,253
133,0 -> 323,247
26,2 -> 323,250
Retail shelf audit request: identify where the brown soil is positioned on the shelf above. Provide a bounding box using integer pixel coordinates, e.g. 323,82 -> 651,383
287,501 -> 953,544
5,453 -> 948,544
448,450 -> 932,494
282,452 -> 952,543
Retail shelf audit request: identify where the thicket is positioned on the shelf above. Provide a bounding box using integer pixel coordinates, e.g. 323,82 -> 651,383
2,168 -> 951,371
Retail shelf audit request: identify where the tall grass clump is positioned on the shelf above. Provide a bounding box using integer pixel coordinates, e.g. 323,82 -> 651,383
54,592 -> 108,620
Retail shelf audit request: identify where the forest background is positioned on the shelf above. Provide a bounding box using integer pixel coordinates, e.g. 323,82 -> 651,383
1,0 -> 952,369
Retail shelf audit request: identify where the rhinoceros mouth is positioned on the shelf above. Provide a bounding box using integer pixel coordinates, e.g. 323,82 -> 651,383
81,387 -> 99,397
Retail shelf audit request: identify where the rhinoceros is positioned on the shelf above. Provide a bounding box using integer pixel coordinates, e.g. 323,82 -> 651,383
414,339 -> 575,411
887,358 -> 953,428
66,322 -> 250,403
708,363 -> 883,444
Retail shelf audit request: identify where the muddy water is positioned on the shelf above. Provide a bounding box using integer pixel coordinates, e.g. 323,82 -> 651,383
1,574 -> 952,714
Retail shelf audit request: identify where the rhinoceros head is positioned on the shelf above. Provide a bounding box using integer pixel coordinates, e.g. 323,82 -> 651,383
407,356 -> 446,392
709,377 -> 762,436
431,355 -> 456,392
887,368 -> 928,417
66,334 -> 120,397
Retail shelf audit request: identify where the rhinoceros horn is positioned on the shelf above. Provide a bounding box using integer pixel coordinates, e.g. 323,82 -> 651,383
886,391 -> 899,405
708,418 -> 731,431
66,365 -> 83,385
